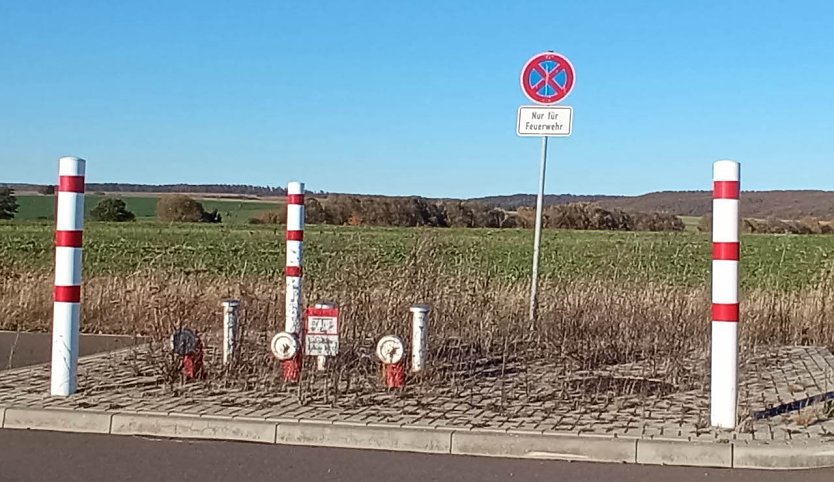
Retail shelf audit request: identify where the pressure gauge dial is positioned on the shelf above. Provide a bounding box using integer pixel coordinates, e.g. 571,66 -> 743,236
171,328 -> 198,356
271,332 -> 299,361
376,335 -> 405,364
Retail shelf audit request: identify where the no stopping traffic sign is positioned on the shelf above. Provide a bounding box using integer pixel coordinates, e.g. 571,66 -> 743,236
520,52 -> 575,104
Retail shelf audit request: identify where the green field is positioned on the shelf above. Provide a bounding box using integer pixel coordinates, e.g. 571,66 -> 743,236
13,194 -> 281,224
2,221 -> 833,291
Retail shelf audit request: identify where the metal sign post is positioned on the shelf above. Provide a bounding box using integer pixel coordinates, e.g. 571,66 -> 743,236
529,136 -> 548,324
518,52 -> 575,325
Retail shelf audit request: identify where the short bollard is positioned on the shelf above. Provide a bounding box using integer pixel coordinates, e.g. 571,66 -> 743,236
376,335 -> 406,389
222,299 -> 240,366
171,328 -> 204,380
409,304 -> 431,373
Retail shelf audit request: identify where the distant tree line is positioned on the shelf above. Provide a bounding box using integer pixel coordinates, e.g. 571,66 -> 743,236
472,193 -> 618,210
522,203 -> 685,231
84,183 -> 287,196
250,196 -> 685,232
2,182 -> 288,197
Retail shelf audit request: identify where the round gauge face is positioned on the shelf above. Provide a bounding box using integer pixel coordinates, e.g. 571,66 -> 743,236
171,328 -> 198,355
270,332 -> 299,361
376,335 -> 405,364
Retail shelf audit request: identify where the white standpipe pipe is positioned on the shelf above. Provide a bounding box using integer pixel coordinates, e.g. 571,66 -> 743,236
409,304 -> 430,373
222,299 -> 240,366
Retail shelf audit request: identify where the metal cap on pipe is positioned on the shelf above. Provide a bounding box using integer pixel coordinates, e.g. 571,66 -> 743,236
409,304 -> 431,314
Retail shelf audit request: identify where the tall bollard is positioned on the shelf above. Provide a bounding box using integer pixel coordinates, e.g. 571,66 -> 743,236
51,156 -> 86,396
222,300 -> 240,366
283,181 -> 305,381
710,160 -> 741,429
410,304 -> 430,373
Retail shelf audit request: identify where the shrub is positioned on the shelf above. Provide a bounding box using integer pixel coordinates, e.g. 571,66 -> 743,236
201,209 -> 222,224
632,212 -> 685,232
305,198 -> 327,224
156,195 -> 205,223
800,216 -> 823,235
0,188 -> 19,220
90,198 -> 135,222
38,185 -> 56,195
249,210 -> 285,225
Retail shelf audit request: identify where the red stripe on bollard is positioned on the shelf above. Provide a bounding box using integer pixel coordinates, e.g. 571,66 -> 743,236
54,285 -> 81,303
287,194 -> 304,205
712,242 -> 740,261
58,176 -> 85,193
287,230 -> 304,241
55,230 -> 83,248
713,181 -> 739,199
285,266 -> 302,277
712,303 -> 739,322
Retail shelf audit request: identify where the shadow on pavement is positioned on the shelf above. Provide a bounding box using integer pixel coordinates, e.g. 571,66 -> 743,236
0,331 -> 148,371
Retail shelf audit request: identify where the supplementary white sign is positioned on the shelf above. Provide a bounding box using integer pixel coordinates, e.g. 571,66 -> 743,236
516,106 -> 573,137
305,334 -> 339,357
305,315 -> 339,356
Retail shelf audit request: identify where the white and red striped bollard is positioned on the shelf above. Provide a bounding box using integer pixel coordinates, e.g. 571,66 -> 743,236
283,181 -> 305,381
710,159 -> 740,429
51,156 -> 86,396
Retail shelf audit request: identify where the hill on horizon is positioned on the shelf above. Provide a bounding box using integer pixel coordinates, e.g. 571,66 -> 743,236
4,182 -> 834,220
474,190 -> 834,220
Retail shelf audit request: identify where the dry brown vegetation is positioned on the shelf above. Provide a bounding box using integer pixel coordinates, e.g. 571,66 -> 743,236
3,235 -> 833,408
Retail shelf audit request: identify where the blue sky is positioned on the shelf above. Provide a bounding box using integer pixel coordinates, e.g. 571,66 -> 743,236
1,1 -> 833,198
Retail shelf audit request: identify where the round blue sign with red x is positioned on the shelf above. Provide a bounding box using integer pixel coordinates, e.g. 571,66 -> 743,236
520,52 -> 575,104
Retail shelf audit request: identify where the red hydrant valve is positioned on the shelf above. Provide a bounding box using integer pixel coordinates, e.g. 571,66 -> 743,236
271,331 -> 301,382
171,328 -> 204,380
376,335 -> 406,389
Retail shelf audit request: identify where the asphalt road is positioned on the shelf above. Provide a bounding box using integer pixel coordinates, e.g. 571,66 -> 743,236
0,331 -> 146,371
1,430 -> 833,482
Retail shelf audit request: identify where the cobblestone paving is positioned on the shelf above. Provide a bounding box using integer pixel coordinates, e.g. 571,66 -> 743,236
1,344 -> 833,444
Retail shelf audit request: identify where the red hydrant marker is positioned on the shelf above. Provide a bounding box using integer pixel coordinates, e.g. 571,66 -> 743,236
376,335 -> 406,389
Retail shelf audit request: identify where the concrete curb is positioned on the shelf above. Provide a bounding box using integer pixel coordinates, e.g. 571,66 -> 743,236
3,407 -> 112,434
734,442 -> 834,470
276,422 -> 452,454
1,404 -> 832,470
111,413 -> 276,444
452,430 -> 636,463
